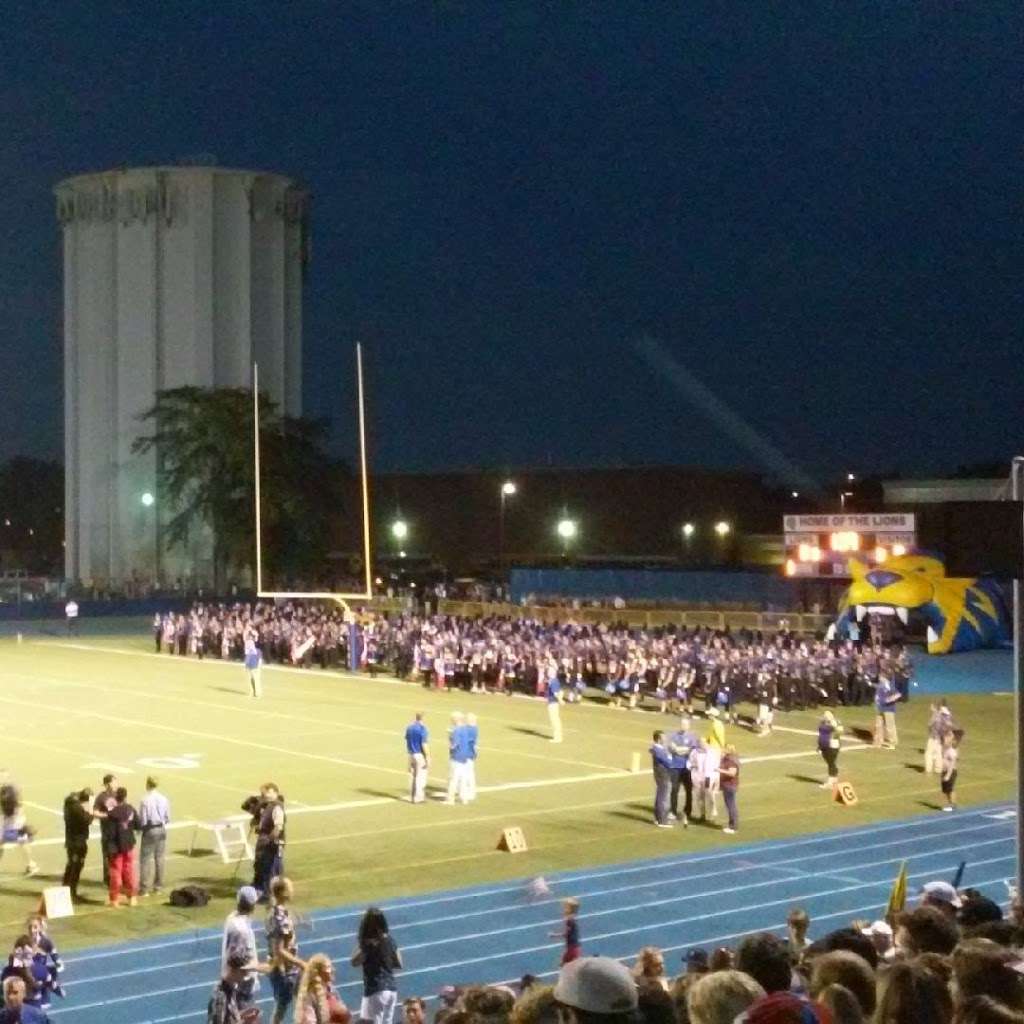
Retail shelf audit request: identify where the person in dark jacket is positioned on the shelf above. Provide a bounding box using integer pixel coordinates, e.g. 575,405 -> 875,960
61,789 -> 94,903
351,908 -> 402,1024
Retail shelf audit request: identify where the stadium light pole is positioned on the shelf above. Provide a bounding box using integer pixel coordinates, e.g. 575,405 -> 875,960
556,517 -> 577,558
1012,456 -> 1024,898
391,519 -> 409,563
499,481 -> 517,573
140,491 -> 159,585
680,522 -> 695,561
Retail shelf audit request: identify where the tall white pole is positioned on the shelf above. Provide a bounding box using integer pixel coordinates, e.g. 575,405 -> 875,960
356,344 -> 373,596
253,364 -> 263,595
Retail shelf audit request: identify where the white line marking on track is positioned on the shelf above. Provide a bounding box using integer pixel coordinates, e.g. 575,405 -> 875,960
53,859 -> 1016,1016
62,820 -> 1012,984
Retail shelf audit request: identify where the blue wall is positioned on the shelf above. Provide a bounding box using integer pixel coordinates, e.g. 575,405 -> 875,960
509,568 -> 798,608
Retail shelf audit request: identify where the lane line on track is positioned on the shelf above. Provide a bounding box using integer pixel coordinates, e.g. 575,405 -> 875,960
51,860 -> 1015,1016
62,819 -> 1012,983
63,802 -> 1013,963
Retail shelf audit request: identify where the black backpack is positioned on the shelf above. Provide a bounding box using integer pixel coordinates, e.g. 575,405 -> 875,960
169,884 -> 211,907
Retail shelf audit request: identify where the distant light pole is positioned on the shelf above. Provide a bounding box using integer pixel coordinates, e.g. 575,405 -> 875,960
680,522 -> 695,560
140,491 -> 159,583
498,481 -> 517,572
714,520 -> 731,538
391,519 -> 408,557
556,517 -> 577,557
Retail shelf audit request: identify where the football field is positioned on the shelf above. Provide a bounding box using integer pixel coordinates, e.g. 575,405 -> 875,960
0,622 -> 1014,963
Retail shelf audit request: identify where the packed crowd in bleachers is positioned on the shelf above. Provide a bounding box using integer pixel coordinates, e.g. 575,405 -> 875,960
206,877 -> 1024,1024
159,601 -> 913,713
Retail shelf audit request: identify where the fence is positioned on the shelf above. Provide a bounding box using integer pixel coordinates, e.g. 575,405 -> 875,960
436,599 -> 832,635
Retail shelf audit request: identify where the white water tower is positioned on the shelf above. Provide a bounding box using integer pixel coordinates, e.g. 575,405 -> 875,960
56,165 -> 309,584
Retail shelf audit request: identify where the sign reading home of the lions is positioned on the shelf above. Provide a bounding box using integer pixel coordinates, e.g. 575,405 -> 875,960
783,513 -> 915,535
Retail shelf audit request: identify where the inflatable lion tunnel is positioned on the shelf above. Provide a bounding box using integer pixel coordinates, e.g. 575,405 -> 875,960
832,552 -> 1009,654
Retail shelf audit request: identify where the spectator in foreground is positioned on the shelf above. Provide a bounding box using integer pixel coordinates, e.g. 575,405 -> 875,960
895,906 -> 960,956
635,979 -> 674,1024
463,986 -> 514,1024
207,952 -> 254,1024
816,983 -> 864,1024
553,956 -> 638,1024
951,940 -> 1024,1012
294,954 -> 349,1024
351,908 -> 402,1024
0,977 -> 47,1024
786,909 -> 810,964
686,970 -> 764,1024
734,933 -> 792,995
632,947 -> 669,992
266,877 -> 306,1024
222,886 -> 264,1010
873,960 -> 952,1024
953,996 -> 1024,1024
808,951 -> 875,1018
509,985 -> 557,1024
402,999 -> 426,1024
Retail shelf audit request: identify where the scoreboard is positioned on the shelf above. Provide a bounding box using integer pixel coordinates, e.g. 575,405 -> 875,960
783,512 -> 916,578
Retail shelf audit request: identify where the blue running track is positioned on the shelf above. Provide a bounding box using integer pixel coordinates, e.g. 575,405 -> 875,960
52,803 -> 1016,1024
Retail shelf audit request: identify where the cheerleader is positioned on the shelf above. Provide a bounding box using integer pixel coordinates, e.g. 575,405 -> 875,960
817,710 -> 843,789
1,935 -> 55,1009
243,626 -> 262,699
0,783 -> 38,877
25,917 -> 63,1002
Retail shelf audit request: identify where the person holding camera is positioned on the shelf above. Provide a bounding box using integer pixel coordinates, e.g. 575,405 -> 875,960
251,784 -> 286,901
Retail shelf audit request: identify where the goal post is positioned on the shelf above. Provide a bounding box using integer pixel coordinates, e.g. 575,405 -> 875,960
253,343 -> 374,604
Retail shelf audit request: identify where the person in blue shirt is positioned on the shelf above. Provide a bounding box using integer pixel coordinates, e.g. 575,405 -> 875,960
667,715 -> 699,824
650,731 -> 674,828
464,713 -> 479,802
545,661 -> 563,743
404,713 -> 430,804
873,673 -> 900,749
444,713 -> 471,805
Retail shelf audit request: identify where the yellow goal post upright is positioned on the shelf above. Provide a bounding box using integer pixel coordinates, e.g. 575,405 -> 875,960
252,343 -> 374,620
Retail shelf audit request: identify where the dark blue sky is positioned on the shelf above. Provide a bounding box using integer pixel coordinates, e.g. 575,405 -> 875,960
3,2 -> 1020,483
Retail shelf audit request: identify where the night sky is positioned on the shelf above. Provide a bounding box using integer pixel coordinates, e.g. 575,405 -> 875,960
4,2 -> 1020,484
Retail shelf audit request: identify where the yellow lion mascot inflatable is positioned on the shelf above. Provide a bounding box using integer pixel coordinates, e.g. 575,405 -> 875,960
834,552 -> 1008,654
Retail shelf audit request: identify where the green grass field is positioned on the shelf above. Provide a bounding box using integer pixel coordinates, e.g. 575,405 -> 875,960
0,628 -> 1013,950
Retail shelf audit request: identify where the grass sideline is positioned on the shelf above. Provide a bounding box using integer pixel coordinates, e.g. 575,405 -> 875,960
0,625 -> 1012,950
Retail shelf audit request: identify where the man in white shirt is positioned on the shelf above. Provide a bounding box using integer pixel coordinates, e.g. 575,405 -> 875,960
64,600 -> 79,636
222,886 -> 265,1009
137,776 -> 171,897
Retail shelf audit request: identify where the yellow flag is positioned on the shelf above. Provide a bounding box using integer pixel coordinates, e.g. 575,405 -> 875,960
885,860 -> 908,924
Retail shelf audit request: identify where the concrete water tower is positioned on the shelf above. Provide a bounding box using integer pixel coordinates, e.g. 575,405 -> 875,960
55,165 -> 309,584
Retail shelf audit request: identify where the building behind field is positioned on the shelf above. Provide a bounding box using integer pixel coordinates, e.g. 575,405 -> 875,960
56,164 -> 308,584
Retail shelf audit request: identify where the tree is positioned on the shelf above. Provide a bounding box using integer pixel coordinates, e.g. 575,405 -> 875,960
132,388 -> 335,590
